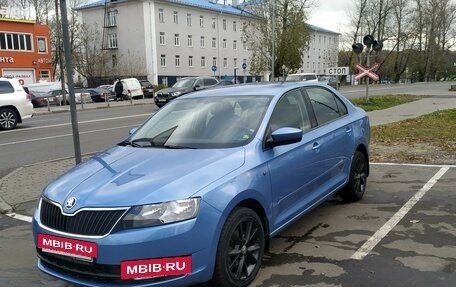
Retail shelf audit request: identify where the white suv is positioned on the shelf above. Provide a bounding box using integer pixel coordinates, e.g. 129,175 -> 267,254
0,77 -> 34,130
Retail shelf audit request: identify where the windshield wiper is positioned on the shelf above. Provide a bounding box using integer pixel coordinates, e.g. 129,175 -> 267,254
164,144 -> 196,149
117,140 -> 141,147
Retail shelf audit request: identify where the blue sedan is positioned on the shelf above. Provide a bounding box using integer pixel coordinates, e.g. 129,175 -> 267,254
32,82 -> 370,287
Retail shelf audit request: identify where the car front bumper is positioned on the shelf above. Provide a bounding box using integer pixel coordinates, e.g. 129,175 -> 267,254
32,200 -> 222,287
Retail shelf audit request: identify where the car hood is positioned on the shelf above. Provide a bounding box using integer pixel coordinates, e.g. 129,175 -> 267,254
43,146 -> 245,213
157,86 -> 193,95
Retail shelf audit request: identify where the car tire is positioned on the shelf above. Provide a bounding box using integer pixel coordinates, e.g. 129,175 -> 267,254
0,107 -> 18,130
340,151 -> 368,202
211,207 -> 265,287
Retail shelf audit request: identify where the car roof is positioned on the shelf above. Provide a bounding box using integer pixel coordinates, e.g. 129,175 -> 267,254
183,81 -> 322,99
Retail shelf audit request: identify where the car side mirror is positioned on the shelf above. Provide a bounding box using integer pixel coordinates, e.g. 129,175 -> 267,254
266,127 -> 302,148
194,85 -> 201,90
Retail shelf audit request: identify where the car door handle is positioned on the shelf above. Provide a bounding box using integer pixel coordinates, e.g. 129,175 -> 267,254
312,142 -> 320,151
346,127 -> 352,134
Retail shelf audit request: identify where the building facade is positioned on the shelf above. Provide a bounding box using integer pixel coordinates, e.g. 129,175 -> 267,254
76,0 -> 339,86
0,18 -> 54,85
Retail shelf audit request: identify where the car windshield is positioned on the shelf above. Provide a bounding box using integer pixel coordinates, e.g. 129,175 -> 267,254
172,78 -> 196,88
127,95 -> 271,149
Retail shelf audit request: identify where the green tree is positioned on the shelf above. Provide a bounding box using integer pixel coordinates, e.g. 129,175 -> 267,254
241,0 -> 312,79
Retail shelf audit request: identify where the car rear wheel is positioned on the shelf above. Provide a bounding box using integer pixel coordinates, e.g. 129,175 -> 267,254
0,108 -> 18,130
340,151 -> 367,202
212,207 -> 265,287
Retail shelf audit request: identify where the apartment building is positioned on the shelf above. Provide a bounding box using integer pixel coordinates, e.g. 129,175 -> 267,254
0,17 -> 54,85
76,0 -> 339,86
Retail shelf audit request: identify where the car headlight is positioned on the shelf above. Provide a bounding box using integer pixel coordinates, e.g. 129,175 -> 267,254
171,91 -> 181,97
121,198 -> 200,229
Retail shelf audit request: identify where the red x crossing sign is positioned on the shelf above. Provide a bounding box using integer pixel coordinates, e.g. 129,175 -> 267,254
355,63 -> 380,81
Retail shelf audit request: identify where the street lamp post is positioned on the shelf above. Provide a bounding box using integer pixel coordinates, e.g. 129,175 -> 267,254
234,67 -> 238,84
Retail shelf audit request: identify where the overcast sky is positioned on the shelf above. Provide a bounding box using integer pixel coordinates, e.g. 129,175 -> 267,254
307,0 -> 351,34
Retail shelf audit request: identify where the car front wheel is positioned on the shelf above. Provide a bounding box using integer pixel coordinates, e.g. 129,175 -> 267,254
340,150 -> 368,202
212,207 -> 265,287
0,108 -> 18,130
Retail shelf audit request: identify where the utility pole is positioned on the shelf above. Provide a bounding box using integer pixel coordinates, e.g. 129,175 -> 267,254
271,0 -> 275,82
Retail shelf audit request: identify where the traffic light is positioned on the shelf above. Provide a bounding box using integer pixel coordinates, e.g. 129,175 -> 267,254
363,34 -> 374,46
373,40 -> 383,52
352,43 -> 364,54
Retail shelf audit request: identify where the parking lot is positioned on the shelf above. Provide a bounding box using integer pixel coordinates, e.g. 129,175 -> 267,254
1,162 -> 454,287
249,163 -> 455,287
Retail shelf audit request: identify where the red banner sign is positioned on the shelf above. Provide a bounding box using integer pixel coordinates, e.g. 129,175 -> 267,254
121,256 -> 192,280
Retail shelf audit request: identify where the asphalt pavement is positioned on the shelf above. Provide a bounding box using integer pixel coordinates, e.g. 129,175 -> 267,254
1,92 -> 456,214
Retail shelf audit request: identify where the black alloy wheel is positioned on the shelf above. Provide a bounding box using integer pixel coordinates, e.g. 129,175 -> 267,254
340,151 -> 368,202
212,207 -> 265,287
0,108 -> 18,130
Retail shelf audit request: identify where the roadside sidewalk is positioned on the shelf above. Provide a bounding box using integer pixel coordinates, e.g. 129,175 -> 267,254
1,96 -> 456,214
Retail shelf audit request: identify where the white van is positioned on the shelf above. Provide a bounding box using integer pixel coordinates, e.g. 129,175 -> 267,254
112,78 -> 143,100
285,73 -> 318,83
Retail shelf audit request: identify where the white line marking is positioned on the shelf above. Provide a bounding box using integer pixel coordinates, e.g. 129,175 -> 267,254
371,162 -> 456,168
350,166 -> 450,260
0,124 -> 138,147
6,212 -> 33,223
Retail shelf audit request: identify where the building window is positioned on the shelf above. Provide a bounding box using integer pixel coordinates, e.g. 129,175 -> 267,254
211,37 -> 216,48
189,56 -> 193,67
212,18 -> 216,29
158,9 -> 164,23
223,58 -> 227,68
173,11 -> 178,24
175,55 -> 181,67
187,13 -> 192,26
159,32 -> 165,45
233,21 -> 237,31
234,58 -> 237,68
222,38 -> 227,49
201,56 -> 206,67
160,54 -> 166,67
243,40 -> 247,50
37,37 -> 47,53
200,36 -> 205,48
0,33 -> 32,51
112,54 -> 117,67
107,10 -> 117,26
174,34 -> 180,46
108,33 -> 117,48
200,16 -> 204,27
187,35 -> 193,47
223,19 -> 226,30
233,40 -> 237,50
212,57 -> 217,67
39,70 -> 50,80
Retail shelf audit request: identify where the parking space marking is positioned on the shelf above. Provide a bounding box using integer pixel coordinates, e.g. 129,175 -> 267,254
350,166 -> 450,260
6,212 -> 32,223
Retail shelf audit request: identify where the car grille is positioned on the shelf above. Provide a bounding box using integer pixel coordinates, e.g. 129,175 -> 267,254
156,92 -> 170,100
38,249 -> 179,285
40,199 -> 127,236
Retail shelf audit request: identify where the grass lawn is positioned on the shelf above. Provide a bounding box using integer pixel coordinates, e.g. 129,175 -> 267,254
350,95 -> 456,164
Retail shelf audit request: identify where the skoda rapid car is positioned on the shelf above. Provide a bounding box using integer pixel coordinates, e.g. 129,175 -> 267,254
33,82 -> 370,287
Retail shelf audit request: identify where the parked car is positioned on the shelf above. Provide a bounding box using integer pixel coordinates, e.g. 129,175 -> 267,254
112,78 -> 144,100
285,72 -> 318,82
28,90 -> 60,108
154,76 -> 219,107
318,75 -> 339,90
33,82 -> 370,287
0,77 -> 34,130
50,88 -> 91,105
139,80 -> 154,98
85,86 -> 114,102
218,80 -> 235,86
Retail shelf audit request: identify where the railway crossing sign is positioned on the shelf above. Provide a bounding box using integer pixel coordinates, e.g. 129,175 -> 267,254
355,63 -> 380,81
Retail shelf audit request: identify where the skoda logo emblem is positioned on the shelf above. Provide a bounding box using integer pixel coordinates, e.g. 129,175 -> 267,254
65,197 -> 77,209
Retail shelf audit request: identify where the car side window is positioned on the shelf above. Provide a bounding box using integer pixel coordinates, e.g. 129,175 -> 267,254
195,79 -> 204,87
269,90 -> 311,132
0,81 -> 14,94
306,87 -> 347,125
204,78 -> 217,86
